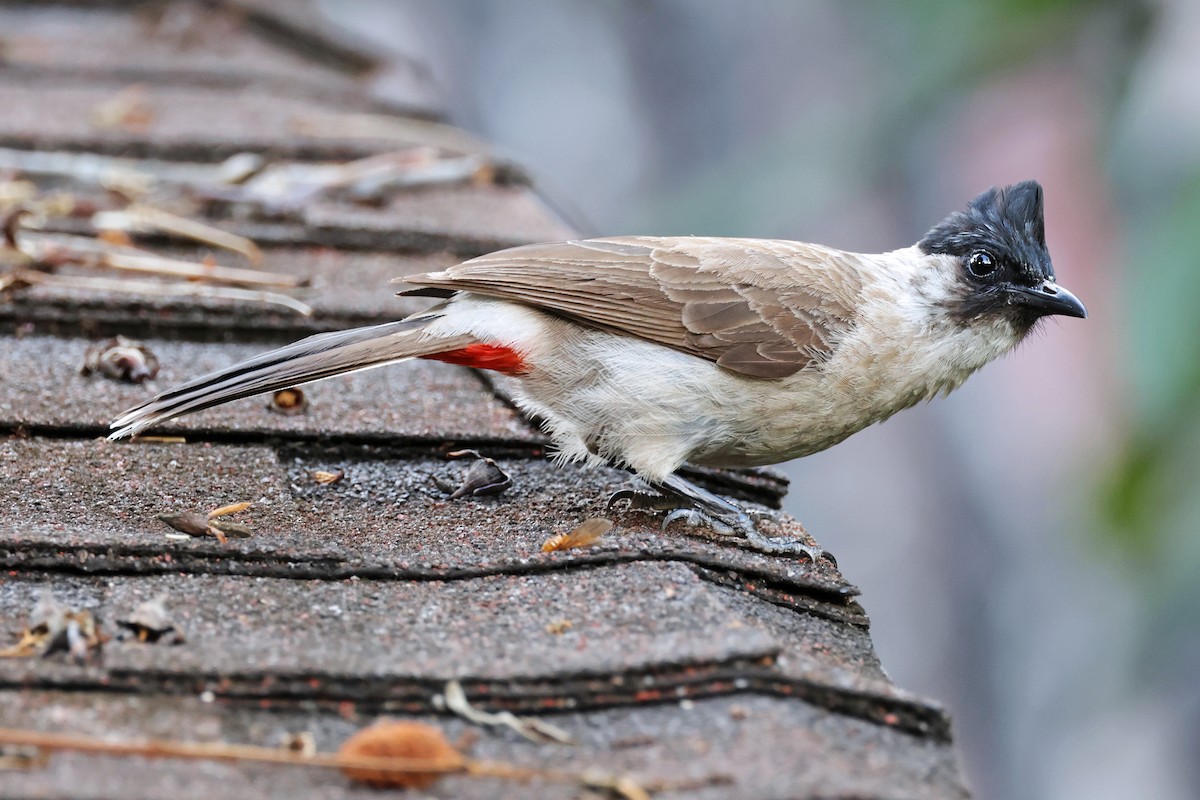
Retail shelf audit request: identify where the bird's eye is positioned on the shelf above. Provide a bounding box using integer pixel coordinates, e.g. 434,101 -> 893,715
968,251 -> 997,279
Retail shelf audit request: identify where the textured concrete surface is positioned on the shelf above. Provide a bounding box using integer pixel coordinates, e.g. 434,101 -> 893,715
0,692 -> 966,800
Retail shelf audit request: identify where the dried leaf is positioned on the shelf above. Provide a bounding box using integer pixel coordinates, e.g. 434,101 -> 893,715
28,587 -> 65,634
208,518 -> 253,539
0,629 -> 44,659
312,469 -> 344,485
41,610 -> 105,662
0,589 -> 82,659
98,203 -> 262,265
338,721 -> 463,789
542,517 -> 612,552
442,450 -> 511,499
208,501 -> 251,519
157,512 -> 211,537
117,594 -> 182,644
80,336 -> 159,383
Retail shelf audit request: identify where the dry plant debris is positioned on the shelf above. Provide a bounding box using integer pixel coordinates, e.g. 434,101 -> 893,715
542,517 -> 613,553
157,501 -> 254,545
337,721 -> 464,789
439,680 -> 573,745
0,175 -> 312,313
89,84 -> 155,132
269,387 -> 308,415
116,594 -> 185,645
279,732 -> 316,756
0,589 -> 106,663
312,468 -> 345,485
0,724 -> 721,798
198,147 -> 495,214
80,336 -> 160,383
0,143 -> 498,223
435,449 -> 512,499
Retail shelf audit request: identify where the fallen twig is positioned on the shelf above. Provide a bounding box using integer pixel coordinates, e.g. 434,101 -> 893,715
13,270 -> 313,315
0,725 -> 714,799
18,231 -> 303,289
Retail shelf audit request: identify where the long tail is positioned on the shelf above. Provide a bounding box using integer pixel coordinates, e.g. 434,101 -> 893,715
109,313 -> 471,439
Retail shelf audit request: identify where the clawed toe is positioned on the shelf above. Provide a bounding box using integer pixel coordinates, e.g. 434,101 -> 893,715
662,507 -> 830,563
660,507 -> 733,535
744,530 -> 832,563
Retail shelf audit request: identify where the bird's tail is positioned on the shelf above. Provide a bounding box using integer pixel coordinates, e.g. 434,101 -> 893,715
109,313 -> 472,439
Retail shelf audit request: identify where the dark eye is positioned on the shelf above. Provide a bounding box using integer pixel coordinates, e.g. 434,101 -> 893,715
968,250 -> 997,279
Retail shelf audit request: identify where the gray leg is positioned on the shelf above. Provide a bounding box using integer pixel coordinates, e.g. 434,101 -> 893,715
609,472 -> 829,561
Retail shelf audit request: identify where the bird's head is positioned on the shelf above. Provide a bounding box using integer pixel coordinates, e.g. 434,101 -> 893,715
919,180 -> 1086,333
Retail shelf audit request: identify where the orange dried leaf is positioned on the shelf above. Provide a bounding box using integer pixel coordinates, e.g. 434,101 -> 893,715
312,469 -> 344,485
97,229 -> 134,248
208,501 -> 251,519
338,721 -> 463,789
541,517 -> 612,552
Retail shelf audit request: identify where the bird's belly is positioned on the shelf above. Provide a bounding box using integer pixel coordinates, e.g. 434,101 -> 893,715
515,330 -> 882,478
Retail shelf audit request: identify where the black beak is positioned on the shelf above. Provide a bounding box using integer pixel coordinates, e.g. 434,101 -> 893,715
1007,280 -> 1087,319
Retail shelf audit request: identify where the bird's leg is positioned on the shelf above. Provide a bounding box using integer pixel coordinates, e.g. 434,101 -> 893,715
609,472 -> 828,561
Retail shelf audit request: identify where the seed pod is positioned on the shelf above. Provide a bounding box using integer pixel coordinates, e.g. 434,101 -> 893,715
269,387 -> 307,415
338,721 -> 463,789
157,512 -> 210,537
442,450 -> 512,499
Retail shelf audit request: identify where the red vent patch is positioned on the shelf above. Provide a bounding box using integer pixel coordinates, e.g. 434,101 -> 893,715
422,343 -> 528,376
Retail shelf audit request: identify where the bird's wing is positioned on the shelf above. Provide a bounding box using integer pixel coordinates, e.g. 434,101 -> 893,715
400,236 -> 866,378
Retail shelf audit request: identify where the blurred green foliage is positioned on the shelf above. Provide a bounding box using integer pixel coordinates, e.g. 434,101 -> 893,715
1105,176 -> 1200,568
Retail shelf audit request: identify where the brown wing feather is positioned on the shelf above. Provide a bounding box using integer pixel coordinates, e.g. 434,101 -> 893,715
399,236 -> 865,379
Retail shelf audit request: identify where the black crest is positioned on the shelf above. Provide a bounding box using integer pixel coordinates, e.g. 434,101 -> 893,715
918,180 -> 1054,284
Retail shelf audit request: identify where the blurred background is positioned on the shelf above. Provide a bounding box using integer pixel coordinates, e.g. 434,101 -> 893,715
317,2 -> 1198,798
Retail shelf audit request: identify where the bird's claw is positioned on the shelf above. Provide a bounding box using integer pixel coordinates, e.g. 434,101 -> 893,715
661,506 -> 831,563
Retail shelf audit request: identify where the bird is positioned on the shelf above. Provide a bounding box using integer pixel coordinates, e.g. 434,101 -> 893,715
110,180 -> 1086,559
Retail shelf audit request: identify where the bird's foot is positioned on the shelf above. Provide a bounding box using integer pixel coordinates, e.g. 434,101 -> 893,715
660,506 -> 831,562
610,483 -> 830,562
